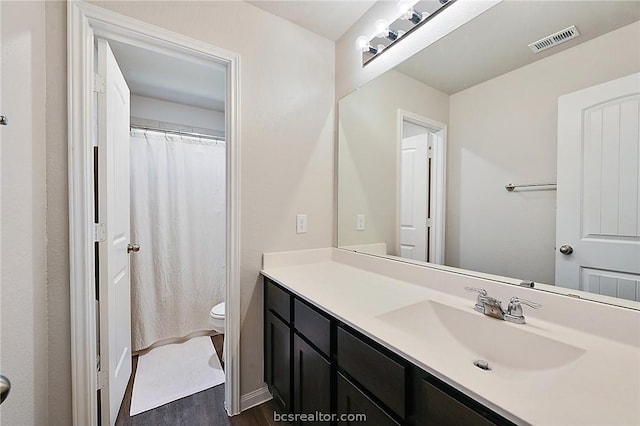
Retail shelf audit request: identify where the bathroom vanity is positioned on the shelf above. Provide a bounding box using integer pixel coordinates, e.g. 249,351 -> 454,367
264,276 -> 512,425
262,248 -> 640,425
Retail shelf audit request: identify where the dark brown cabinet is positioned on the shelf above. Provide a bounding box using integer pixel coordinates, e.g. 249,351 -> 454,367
337,373 -> 400,426
265,310 -> 291,413
417,378 -> 494,426
293,334 -> 331,423
337,326 -> 406,420
263,276 -> 515,426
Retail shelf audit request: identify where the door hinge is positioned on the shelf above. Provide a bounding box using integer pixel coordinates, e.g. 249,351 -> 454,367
94,223 -> 106,242
97,369 -> 109,390
426,218 -> 433,228
93,74 -> 105,94
427,141 -> 434,158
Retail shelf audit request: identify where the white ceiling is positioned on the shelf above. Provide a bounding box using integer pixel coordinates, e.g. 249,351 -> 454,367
246,0 -> 377,41
395,0 -> 640,94
109,40 -> 227,111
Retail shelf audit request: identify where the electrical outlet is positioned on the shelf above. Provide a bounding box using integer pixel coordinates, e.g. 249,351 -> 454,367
356,214 -> 365,231
296,214 -> 308,234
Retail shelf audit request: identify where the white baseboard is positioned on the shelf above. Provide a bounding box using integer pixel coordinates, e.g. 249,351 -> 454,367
240,385 -> 272,412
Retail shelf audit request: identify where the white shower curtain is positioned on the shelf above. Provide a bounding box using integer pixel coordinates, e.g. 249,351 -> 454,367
129,129 -> 226,352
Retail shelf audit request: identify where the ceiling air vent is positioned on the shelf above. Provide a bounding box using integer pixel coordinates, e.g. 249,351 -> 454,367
528,25 -> 580,53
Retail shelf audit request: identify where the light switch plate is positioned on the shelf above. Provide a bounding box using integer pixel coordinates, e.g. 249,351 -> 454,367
296,214 -> 308,234
356,214 -> 365,231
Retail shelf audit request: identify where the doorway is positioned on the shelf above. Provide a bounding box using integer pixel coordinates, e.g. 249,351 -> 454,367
397,110 -> 447,264
97,37 -> 228,424
68,3 -> 240,426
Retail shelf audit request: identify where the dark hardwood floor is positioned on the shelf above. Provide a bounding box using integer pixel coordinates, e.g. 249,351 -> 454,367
115,335 -> 279,426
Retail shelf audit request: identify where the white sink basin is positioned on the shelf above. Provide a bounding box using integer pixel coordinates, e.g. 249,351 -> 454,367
377,300 -> 585,372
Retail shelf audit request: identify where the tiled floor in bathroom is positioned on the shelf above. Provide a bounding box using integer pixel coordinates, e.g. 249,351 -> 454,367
115,335 -> 279,425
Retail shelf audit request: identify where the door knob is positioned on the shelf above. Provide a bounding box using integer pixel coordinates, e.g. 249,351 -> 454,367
0,116 -> 7,126
127,243 -> 140,253
559,244 -> 573,255
0,375 -> 10,404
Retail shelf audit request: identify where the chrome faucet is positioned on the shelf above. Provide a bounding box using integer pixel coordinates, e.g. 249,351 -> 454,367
464,287 -> 541,324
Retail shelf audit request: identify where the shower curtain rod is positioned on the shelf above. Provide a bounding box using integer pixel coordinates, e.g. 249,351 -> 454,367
130,125 -> 225,142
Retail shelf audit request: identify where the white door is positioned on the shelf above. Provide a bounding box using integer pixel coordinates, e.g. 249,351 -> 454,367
97,38 -> 132,425
400,133 -> 430,260
556,73 -> 640,301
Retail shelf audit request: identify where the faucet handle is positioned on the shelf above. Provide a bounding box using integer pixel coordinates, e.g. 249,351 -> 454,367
464,286 -> 487,296
511,297 -> 541,309
465,286 -> 488,314
505,297 -> 541,324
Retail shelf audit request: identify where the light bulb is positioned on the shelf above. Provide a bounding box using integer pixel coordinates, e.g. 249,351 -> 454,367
356,36 -> 378,54
397,0 -> 415,16
375,19 -> 388,38
356,36 -> 369,50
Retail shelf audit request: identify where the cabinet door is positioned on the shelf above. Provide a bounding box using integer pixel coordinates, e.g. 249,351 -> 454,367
337,373 -> 400,426
265,311 -> 291,412
293,334 -> 331,423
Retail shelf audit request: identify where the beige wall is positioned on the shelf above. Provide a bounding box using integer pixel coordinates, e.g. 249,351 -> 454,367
42,1 -> 335,424
338,70 -> 448,252
1,1 -> 49,424
45,2 -> 71,423
446,21 -> 640,284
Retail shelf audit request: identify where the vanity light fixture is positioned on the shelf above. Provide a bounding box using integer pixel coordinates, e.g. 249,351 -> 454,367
357,0 -> 457,66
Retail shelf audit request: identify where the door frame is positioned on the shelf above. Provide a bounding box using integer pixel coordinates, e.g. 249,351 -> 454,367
68,2 -> 241,424
396,110 -> 447,264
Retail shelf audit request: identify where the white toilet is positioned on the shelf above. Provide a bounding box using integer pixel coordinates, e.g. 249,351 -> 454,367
209,302 -> 225,334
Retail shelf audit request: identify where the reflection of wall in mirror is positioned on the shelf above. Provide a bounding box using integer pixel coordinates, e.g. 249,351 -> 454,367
447,21 -> 640,285
338,70 -> 448,253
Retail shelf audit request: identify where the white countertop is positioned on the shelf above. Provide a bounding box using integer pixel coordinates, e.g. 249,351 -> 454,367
262,248 -> 640,426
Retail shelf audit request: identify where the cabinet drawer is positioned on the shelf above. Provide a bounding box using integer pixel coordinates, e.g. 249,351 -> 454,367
420,379 -> 495,426
265,278 -> 291,323
337,326 -> 405,419
294,299 -> 331,356
337,373 -> 400,426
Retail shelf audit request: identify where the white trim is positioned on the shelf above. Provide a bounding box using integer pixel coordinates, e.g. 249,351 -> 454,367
240,385 -> 272,411
396,109 -> 447,264
68,2 -> 242,425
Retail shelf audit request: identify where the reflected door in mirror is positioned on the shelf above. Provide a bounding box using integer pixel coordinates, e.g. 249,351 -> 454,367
556,73 -> 640,302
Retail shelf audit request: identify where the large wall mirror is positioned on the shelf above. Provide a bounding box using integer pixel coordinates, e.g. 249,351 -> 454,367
337,0 -> 640,309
